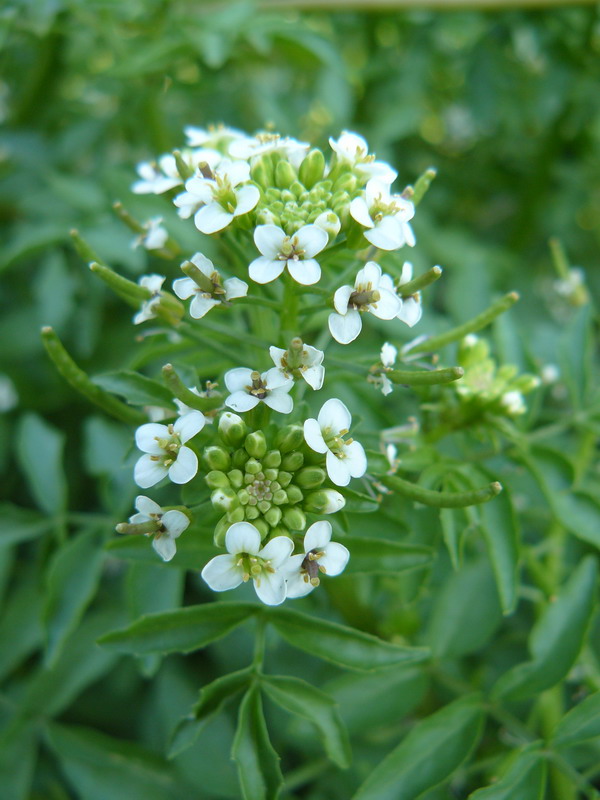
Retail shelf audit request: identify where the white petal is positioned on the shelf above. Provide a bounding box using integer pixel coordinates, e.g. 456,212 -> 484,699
264,389 -> 293,414
360,161 -> 397,185
190,252 -> 216,276
263,368 -> 293,391
286,571 -> 316,599
333,285 -> 353,315
224,277 -> 248,300
287,257 -> 321,286
365,179 -> 391,207
402,221 -> 416,247
398,296 -> 422,327
134,455 -> 168,489
355,261 -> 382,289
195,203 -> 233,234
172,277 -> 197,300
318,397 -> 351,434
349,196 -> 374,228
249,256 -> 285,284
371,288 -> 402,320
344,440 -> 367,478
128,512 -> 149,525
304,521 -> 332,552
161,509 -> 190,538
226,522 -> 261,555
294,225 -> 328,258
319,542 -> 350,576
201,554 -> 243,591
302,365 -> 324,391
224,367 -> 254,393
303,418 -> 328,454
381,375 -> 393,396
269,346 -> 286,369
135,495 -> 162,517
259,536 -> 294,568
254,571 -> 287,606
254,225 -> 286,258
219,159 -> 251,186
189,295 -> 220,319
174,411 -> 205,442
226,391 -> 259,412
139,274 -> 165,293
326,450 -> 351,487
135,423 -> 168,454
399,261 -> 414,284
233,185 -> 260,216
381,342 -> 397,367
168,447 -> 198,484
328,310 -> 362,344
364,217 -> 404,251
303,345 -> 324,366
152,535 -> 177,562
378,274 -> 396,294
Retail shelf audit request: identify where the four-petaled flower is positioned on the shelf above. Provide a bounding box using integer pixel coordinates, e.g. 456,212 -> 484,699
269,340 -> 325,391
228,132 -> 309,166
249,224 -> 328,285
375,341 -> 398,396
133,274 -> 166,325
224,367 -> 294,414
329,261 -> 401,345
134,412 -> 205,488
350,179 -> 415,251
132,217 -> 168,252
173,252 -> 248,319
201,522 -> 294,605
128,495 -> 190,562
131,155 -> 184,195
174,160 -> 259,234
392,262 -> 423,327
329,131 -> 397,184
285,521 -> 349,598
304,398 -> 367,486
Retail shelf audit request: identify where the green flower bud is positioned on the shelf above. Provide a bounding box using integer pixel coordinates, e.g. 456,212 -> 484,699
245,505 -> 260,520
227,469 -> 244,489
304,489 -> 346,514
264,506 -> 282,527
277,471 -> 292,488
286,485 -> 304,505
218,412 -> 247,446
253,519 -> 269,538
268,524 -> 290,539
211,487 -> 238,513
244,431 -> 267,459
458,335 -> 489,367
283,507 -> 306,531
295,466 -> 326,489
264,468 -> 278,482
289,180 -> 305,199
213,516 -> 230,547
313,211 -> 341,241
275,159 -> 298,189
227,507 -> 245,523
272,489 -> 288,505
205,470 -> 230,489
238,489 -> 250,505
276,424 -> 304,453
270,480 -> 281,492
203,445 -> 231,471
258,500 -> 271,514
251,155 -> 274,187
281,451 -> 304,472
245,458 -> 262,475
263,450 -> 282,469
512,374 -> 541,393
232,448 -> 249,469
299,149 -> 326,189
332,172 -> 358,193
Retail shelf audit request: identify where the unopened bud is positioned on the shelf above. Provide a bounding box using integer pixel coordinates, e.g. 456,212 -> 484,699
245,505 -> 260,520
253,519 -> 269,538
304,489 -> 346,514
272,489 -> 288,506
281,451 -> 304,472
265,506 -> 282,527
205,470 -> 230,490
332,172 -> 357,193
227,507 -> 245,523
295,466 -> 326,489
314,210 -> 341,241
512,374 -> 541,393
232,448 -> 249,469
299,149 -> 326,189
244,431 -> 267,459
286,485 -> 304,505
203,445 -> 231,472
276,424 -> 304,453
264,468 -> 278,482
218,412 -> 247,446
277,471 -> 292,488
275,159 -> 297,189
458,335 -> 489,367
263,450 -> 282,469
227,469 -> 244,489
211,487 -> 238,513
213,516 -> 230,547
245,458 -> 262,475
250,155 -> 274,187
258,500 -> 271,515
283,507 -> 306,531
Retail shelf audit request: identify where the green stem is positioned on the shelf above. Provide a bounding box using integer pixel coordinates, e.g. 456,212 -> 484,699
549,237 -> 571,281
236,295 -> 281,311
162,364 -> 223,411
281,274 -> 299,340
70,229 -> 103,264
380,474 -> 502,508
410,166 -> 437,206
252,616 -> 267,673
409,292 -> 520,354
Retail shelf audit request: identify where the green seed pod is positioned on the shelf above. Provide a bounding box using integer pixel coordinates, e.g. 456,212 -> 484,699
218,412 -> 247,446
304,489 -> 346,514
295,466 -> 326,489
232,448 -> 249,469
245,505 -> 259,520
276,424 -> 304,453
227,507 -> 245,523
272,489 -> 288,506
286,485 -> 304,505
258,500 -> 271,514
211,487 -> 238,513
227,469 -> 244,489
205,470 -> 230,490
281,451 -> 304,472
277,471 -> 292,488
264,506 -> 282,527
253,519 -> 269,538
263,450 -> 282,469
244,431 -> 267,459
275,159 -> 298,189
203,445 -> 231,472
264,468 -> 278,482
283,507 -> 306,531
213,515 -> 230,547
245,458 -> 262,476
299,149 -> 326,189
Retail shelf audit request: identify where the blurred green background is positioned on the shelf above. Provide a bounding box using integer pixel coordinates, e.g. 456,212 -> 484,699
1,2 -> 599,798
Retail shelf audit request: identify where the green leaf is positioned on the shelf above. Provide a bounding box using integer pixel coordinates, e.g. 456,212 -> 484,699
0,721 -> 37,800
231,686 -> 283,800
341,488 -> 380,513
468,745 -> 546,799
98,603 -> 259,656
92,370 -> 175,408
352,694 -> 485,800
478,488 -> 519,614
439,507 -> 461,570
425,560 -> 502,658
0,503 -> 53,547
551,692 -> 600,749
262,674 -> 351,768
43,528 -> 106,666
559,304 -> 593,408
0,565 -> 43,682
267,607 -> 428,671
170,668 -> 253,759
45,723 -> 191,800
492,556 -> 597,701
342,536 -> 433,575
16,413 -> 67,515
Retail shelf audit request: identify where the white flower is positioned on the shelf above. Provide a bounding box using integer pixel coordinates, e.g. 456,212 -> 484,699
129,495 -> 189,562
134,412 -> 205,488
184,124 -> 247,149
350,179 -> 415,251
269,341 -> 325,391
229,132 -> 309,167
133,274 -> 166,325
328,261 -> 401,345
285,521 -> 349,598
224,367 -> 293,414
131,155 -> 183,195
500,390 -> 526,416
173,252 -> 248,319
391,262 -> 423,327
304,398 -> 367,486
249,224 -> 328,285
313,210 -> 341,241
201,522 -> 293,606
132,217 -> 168,252
173,159 -> 259,234
381,342 -> 397,368
329,131 -> 397,184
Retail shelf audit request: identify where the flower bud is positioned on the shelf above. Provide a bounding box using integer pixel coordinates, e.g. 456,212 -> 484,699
244,431 -> 267,459
203,445 -> 231,472
205,470 -> 230,489
264,506 -> 282,527
295,466 -> 326,489
263,450 -> 282,469
227,469 -> 244,489
512,374 -> 541,393
232,448 -> 249,469
281,451 -> 304,472
272,489 -> 288,506
332,172 -> 357,193
282,507 -> 306,531
253,519 -> 269,538
258,500 -> 271,514
304,489 -> 346,514
314,210 -> 341,241
238,489 -> 250,505
245,458 -> 262,475
289,180 -> 305,199
275,159 -> 297,189
250,156 -> 274,187
227,507 -> 245,523
299,149 -> 326,188
275,424 -> 304,453
264,468 -> 278,482
218,412 -> 247,446
268,524 -> 290,539
277,471 -> 292,488
286,485 -> 303,505
245,505 -> 260,520
213,516 -> 230,547
458,335 -> 489,367
211,487 -> 238,513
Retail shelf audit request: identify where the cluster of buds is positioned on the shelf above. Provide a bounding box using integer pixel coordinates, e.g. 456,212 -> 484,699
205,412 -> 345,547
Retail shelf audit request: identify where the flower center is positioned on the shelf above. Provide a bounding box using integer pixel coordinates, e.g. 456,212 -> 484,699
349,284 -> 380,311
323,427 -> 354,459
236,552 -> 275,583
300,548 -> 326,585
247,472 -> 273,504
278,236 -> 304,261
247,371 -> 269,400
152,424 -> 182,467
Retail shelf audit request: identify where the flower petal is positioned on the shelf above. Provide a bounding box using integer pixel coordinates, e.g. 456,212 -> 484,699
349,196 -> 374,228
318,397 -> 351,434
152,534 -> 177,562
287,257 -> 321,286
201,554 -> 243,591
399,261 -> 414,285
370,288 -> 401,320
226,522 -> 261,555
259,535 -> 294,568
333,285 -> 353,315
319,541 -> 350,576
174,411 -> 205,442
135,495 -> 162,517
161,509 -> 190,538
398,296 -> 422,327
269,346 -> 287,369
135,423 -> 168,454
263,367 -> 293,391
190,252 -> 215,276
355,261 -> 382,289
364,216 -> 404,251
328,310 -> 362,344
249,256 -> 285,284
195,203 -> 233,234
264,389 -> 293,414
233,185 -> 260,216
294,225 -> 328,258
381,342 -> 397,367
224,277 -> 248,300
254,225 -> 286,259
344,440 -> 367,478
302,365 -> 324,391
189,295 -> 220,319
224,367 -> 254,393
134,455 -> 168,489
285,570 -> 316,599
304,520 -> 332,552
226,391 -> 259,412
254,571 -> 287,606
325,450 -> 351,487
172,277 -> 197,300
168,446 -> 198,484
303,418 -> 328,454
